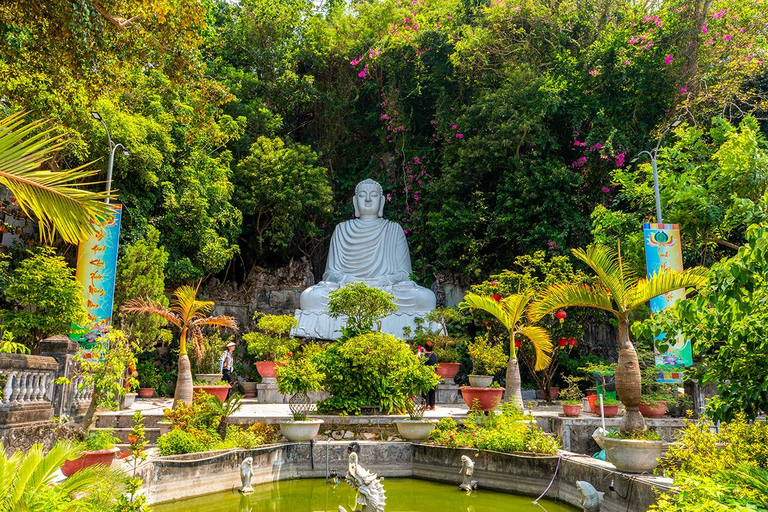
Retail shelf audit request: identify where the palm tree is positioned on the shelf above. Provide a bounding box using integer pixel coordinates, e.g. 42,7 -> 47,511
0,441 -> 125,511
121,285 -> 238,407
460,292 -> 553,407
0,112 -> 112,244
530,244 -> 708,433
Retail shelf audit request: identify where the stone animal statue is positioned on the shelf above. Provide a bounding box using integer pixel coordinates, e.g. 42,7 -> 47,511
339,452 -> 387,512
239,457 -> 254,494
459,455 -> 477,492
576,481 -> 604,512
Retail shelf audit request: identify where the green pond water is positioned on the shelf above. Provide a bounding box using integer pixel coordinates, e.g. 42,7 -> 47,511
153,478 -> 577,512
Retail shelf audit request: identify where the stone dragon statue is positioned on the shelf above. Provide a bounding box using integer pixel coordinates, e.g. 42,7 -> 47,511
337,452 -> 386,512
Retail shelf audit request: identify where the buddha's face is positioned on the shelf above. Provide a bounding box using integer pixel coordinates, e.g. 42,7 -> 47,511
356,183 -> 383,217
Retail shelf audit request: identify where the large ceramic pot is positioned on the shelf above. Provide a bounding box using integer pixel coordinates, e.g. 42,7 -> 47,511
123,392 -> 137,409
279,419 -> 324,442
254,361 -> 280,379
460,386 -> 504,411
562,403 -> 582,417
242,381 -> 258,398
193,385 -> 230,401
395,419 -> 437,441
548,387 -> 560,400
604,437 -> 664,473
639,401 -> 667,419
137,388 -> 154,398
61,450 -> 115,477
598,404 -> 619,418
195,373 -> 223,384
435,363 -> 460,382
467,375 -> 494,387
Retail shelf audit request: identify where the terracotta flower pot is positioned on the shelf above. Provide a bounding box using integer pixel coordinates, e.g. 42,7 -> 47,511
639,401 -> 667,419
548,387 -> 560,400
562,403 -> 582,417
242,381 -> 258,398
137,388 -> 154,398
61,449 -> 115,477
435,363 -> 460,382
254,361 -> 280,379
460,386 -> 504,411
586,394 -> 598,412
193,385 -> 230,401
596,404 -> 619,418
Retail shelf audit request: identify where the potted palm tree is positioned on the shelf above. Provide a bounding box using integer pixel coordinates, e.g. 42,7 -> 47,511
460,292 -> 552,408
122,285 -> 238,407
530,244 -> 707,472
275,347 -> 325,442
244,314 -> 299,380
61,430 -> 119,476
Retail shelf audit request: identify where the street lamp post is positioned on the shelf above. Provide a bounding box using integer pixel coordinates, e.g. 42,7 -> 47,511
90,112 -> 130,204
632,119 -> 683,223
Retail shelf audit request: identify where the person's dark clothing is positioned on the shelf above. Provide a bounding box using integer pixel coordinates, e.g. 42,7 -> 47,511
423,351 -> 438,408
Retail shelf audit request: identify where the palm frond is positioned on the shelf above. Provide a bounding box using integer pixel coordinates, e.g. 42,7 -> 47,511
191,315 -> 239,332
0,112 -> 113,244
459,292 -> 513,330
529,283 -> 617,322
573,245 -> 635,310
519,325 -> 553,371
172,285 -> 214,324
502,291 -> 533,328
628,267 -> 709,310
121,297 -> 182,329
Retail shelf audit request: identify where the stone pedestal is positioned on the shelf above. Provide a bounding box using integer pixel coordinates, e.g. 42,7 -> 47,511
293,309 -> 437,341
435,383 -> 460,404
256,383 -> 329,405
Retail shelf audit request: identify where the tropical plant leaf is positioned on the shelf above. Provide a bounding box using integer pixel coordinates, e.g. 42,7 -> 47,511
628,267 -> 709,310
572,245 -> 633,310
121,297 -> 182,329
0,112 -> 113,244
518,325 -> 553,371
529,283 -> 617,322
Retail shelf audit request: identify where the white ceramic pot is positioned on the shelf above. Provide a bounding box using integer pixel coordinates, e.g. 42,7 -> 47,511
468,375 -> 494,387
279,419 -> 324,442
123,392 -> 137,409
395,419 -> 437,441
604,437 -> 664,473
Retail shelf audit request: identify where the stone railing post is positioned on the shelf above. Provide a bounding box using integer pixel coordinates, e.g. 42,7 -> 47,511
0,354 -> 59,425
38,335 -> 81,418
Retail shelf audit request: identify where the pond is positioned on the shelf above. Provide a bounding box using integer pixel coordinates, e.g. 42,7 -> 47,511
152,477 -> 578,512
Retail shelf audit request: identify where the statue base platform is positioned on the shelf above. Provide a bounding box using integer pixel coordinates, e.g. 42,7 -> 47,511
256,382 -> 329,404
435,383 -> 461,404
292,309 -> 436,340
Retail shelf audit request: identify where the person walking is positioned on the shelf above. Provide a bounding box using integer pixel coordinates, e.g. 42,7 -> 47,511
422,341 -> 438,410
220,341 -> 236,399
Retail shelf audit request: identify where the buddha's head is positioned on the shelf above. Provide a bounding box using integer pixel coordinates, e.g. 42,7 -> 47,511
353,179 -> 385,219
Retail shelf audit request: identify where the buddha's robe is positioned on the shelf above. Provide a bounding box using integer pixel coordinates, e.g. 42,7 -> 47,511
299,218 -> 435,311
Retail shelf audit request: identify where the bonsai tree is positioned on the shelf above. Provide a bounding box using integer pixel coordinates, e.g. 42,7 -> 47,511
244,314 -> 299,361
466,334 -> 507,377
460,292 -> 552,407
560,375 -> 584,405
122,285 -> 238,407
276,345 -> 325,420
327,282 -> 397,339
530,244 -> 708,433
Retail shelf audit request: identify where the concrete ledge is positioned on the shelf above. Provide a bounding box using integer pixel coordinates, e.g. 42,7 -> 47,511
546,416 -> 685,453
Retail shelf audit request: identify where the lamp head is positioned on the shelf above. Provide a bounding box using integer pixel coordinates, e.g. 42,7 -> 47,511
90,111 -> 102,121
122,148 -> 131,157
670,119 -> 683,128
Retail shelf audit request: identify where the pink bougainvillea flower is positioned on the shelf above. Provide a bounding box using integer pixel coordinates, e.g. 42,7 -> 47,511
723,34 -> 732,41
681,87 -> 687,93
664,54 -> 674,65
712,9 -> 726,18
380,114 -> 389,120
601,186 -> 610,193
386,194 -> 391,201
624,60 -> 630,65
451,124 -> 457,129
702,25 -> 707,34
358,68 -> 367,78
456,133 -> 463,139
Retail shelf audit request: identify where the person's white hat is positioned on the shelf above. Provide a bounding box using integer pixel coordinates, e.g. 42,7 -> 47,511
226,342 -> 236,348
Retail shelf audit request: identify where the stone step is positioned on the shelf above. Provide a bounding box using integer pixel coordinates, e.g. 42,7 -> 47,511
93,426 -> 161,444
95,412 -> 165,429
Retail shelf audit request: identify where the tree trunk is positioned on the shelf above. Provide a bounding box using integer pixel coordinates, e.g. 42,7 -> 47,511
615,316 -> 645,433
174,354 -> 194,408
81,391 -> 99,430
504,357 -> 524,409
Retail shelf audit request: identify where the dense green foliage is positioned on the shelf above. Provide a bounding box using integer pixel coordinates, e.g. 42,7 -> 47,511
652,416 -> 768,511
328,282 -> 398,338
637,223 -> 768,421
244,314 -> 299,360
467,334 -> 507,376
429,403 -> 559,455
314,331 -> 440,414
0,248 -> 86,345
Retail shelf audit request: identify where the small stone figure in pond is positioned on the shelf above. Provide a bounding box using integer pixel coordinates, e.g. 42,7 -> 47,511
576,481 -> 604,512
341,452 -> 386,512
239,457 -> 254,494
459,455 -> 477,493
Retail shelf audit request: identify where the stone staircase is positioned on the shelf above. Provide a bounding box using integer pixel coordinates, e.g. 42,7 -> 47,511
94,410 -> 166,444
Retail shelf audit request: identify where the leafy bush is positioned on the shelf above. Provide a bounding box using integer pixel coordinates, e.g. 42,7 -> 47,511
157,427 -> 217,456
83,429 -> 120,451
327,282 -> 397,339
467,334 -> 507,376
276,344 -> 325,395
429,404 -> 558,455
315,331 -> 440,414
244,314 -> 298,361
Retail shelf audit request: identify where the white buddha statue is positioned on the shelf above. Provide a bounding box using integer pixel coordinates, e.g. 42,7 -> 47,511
294,179 -> 436,339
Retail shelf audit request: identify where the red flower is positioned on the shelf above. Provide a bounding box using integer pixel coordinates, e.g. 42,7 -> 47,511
286,351 -> 293,357
128,435 -> 138,444
514,340 -> 522,348
490,280 -> 499,287
492,293 -> 502,302
117,451 -> 131,460
558,338 -> 568,348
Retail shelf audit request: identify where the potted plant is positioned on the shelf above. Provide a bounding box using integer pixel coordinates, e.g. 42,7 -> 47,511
639,394 -> 669,418
241,364 -> 259,398
604,429 -> 663,473
459,335 -> 507,411
192,379 -> 230,401
560,375 -> 584,417
395,396 -> 438,441
392,351 -> 442,441
61,429 -> 119,476
275,346 -> 325,442
638,355 -> 670,418
583,362 -> 617,413
244,314 -> 299,379
411,308 -> 468,383
136,360 -> 161,398
194,332 -> 229,383
599,396 -> 620,418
